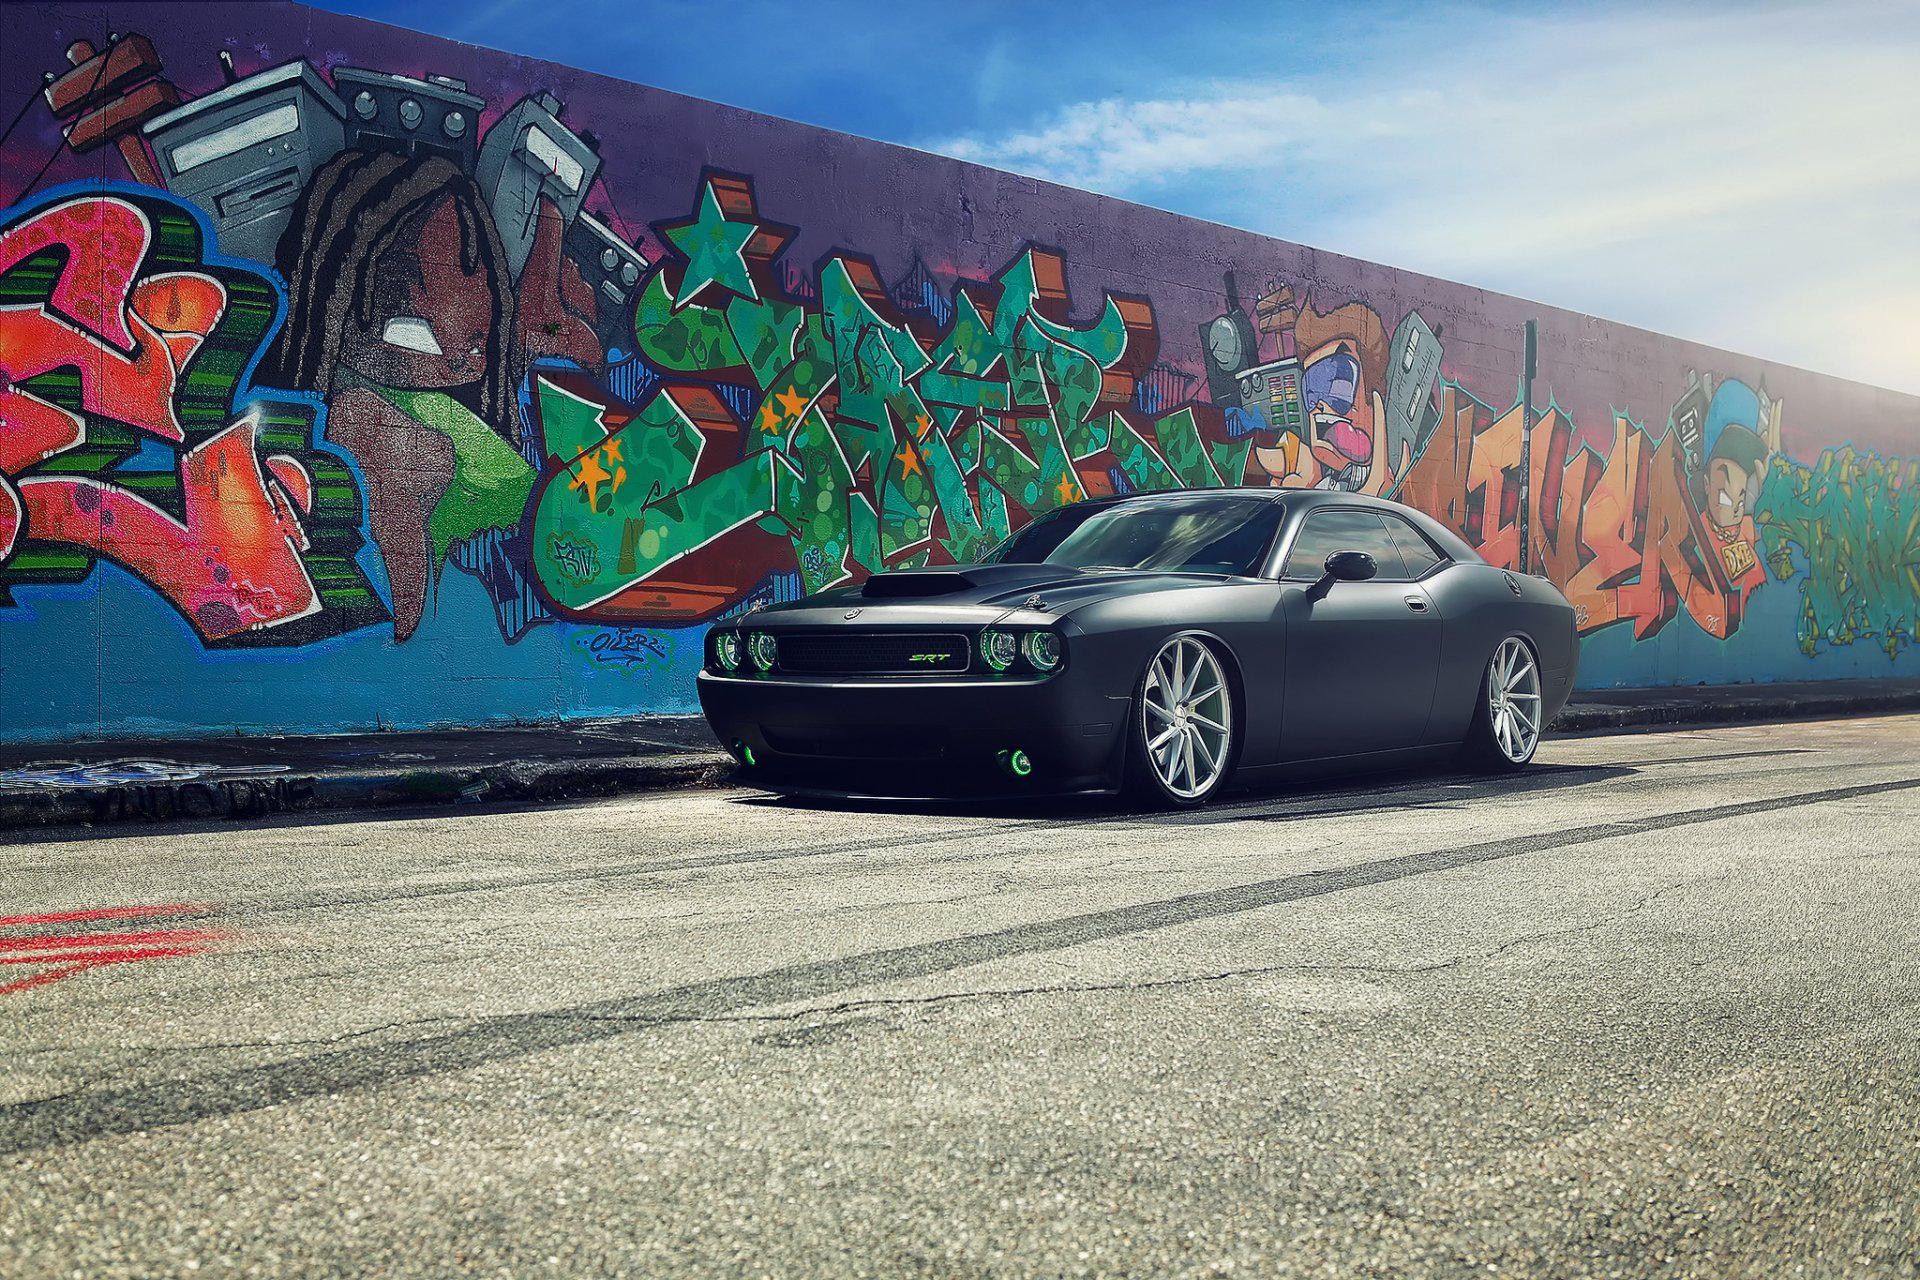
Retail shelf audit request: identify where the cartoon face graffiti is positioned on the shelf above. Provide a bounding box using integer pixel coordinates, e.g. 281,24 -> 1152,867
1245,294 -> 1393,495
1705,425 -> 1768,531
262,150 -> 531,641
337,198 -> 500,392
1683,379 -> 1773,592
267,150 -> 514,420
1299,340 -> 1374,490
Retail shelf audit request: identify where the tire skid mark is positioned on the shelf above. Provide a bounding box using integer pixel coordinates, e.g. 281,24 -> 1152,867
4,774 -> 1915,1155
201,765 -> 1623,917
1596,747 -> 1815,770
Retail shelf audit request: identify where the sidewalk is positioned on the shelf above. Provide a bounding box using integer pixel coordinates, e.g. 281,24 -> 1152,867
3,678 -> 1917,831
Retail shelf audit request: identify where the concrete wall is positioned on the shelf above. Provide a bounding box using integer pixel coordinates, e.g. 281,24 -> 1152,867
2,1 -> 1915,742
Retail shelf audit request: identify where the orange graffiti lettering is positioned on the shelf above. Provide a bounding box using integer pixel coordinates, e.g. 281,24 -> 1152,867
1398,384 -> 1755,639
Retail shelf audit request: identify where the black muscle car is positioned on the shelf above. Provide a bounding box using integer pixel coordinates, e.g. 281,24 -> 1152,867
698,489 -> 1578,807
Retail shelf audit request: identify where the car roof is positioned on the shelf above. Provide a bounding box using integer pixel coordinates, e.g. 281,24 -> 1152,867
1080,486 -> 1287,509
1093,486 -> 1483,564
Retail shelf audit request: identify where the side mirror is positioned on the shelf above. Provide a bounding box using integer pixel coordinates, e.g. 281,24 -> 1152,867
1324,550 -> 1377,582
1306,549 -> 1376,601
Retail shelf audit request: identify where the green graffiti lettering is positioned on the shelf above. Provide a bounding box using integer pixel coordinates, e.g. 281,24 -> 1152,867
526,173 -> 1241,622
1759,448 -> 1920,657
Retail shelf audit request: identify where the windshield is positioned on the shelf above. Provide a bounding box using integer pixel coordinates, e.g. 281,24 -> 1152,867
984,494 -> 1286,575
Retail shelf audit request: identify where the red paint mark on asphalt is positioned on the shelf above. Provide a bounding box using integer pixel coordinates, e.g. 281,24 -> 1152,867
0,904 -> 229,995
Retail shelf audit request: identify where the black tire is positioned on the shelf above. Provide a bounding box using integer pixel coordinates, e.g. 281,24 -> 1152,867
1123,635 -> 1238,808
1462,635 -> 1543,772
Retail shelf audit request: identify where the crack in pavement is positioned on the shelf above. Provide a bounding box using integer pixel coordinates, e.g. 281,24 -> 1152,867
588,962 -> 1462,1028
1472,877 -> 1711,962
2,775 -> 1913,1156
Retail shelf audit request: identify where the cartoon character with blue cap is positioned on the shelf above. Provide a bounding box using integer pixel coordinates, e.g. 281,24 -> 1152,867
1692,381 -> 1771,591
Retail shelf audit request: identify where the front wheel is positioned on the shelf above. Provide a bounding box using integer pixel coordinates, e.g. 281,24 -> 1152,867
1125,636 -> 1237,808
1463,636 -> 1543,771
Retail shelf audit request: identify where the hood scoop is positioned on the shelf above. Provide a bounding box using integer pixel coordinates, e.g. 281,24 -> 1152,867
860,563 -> 1075,599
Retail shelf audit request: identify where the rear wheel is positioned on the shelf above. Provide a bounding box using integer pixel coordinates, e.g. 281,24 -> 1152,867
1464,636 -> 1542,771
1125,636 -> 1236,808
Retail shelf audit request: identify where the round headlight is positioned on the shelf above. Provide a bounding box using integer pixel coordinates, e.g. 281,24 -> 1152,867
712,629 -> 742,671
1022,630 -> 1062,672
980,629 -> 1016,672
748,631 -> 778,671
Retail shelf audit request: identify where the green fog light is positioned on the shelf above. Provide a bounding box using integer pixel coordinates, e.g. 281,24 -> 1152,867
999,748 -> 1034,778
732,740 -> 757,767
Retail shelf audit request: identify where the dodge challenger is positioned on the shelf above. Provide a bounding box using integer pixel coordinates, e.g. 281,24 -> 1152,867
698,489 -> 1578,807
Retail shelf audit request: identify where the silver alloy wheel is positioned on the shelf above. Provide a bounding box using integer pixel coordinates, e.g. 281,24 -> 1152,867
1142,637 -> 1233,799
1488,637 -> 1542,763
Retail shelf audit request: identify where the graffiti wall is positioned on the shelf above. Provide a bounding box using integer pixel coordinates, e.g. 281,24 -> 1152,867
2,2 -> 1915,741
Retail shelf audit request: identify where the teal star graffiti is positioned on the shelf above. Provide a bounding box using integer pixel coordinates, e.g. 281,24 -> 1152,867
662,181 -> 760,309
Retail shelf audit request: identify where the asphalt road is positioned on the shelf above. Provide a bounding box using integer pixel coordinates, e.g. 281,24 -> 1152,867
3,716 -> 1917,1279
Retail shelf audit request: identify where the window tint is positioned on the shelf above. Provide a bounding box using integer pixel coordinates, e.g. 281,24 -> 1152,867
987,495 -> 1286,576
1381,514 -> 1444,577
1283,509 -> 1407,580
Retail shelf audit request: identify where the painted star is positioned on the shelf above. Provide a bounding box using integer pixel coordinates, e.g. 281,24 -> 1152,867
569,450 -> 613,509
662,182 -> 759,309
895,444 -> 924,479
775,386 -> 808,419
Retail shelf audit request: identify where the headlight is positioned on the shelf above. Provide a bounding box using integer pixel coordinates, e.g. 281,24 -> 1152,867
980,628 -> 1017,672
1022,630 -> 1062,672
748,631 -> 778,671
712,629 -> 742,671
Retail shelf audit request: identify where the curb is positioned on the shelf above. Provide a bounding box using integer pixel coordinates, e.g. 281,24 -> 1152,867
0,751 -> 734,832
1547,686 -> 1920,734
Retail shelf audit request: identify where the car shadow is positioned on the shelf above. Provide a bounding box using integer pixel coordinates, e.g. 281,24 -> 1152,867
729,760 -> 1638,826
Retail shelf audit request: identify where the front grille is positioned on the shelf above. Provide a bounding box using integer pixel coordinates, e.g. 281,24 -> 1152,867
775,631 -> 972,676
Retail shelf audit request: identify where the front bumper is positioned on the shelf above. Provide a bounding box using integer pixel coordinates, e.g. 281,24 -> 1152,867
697,670 -> 1131,797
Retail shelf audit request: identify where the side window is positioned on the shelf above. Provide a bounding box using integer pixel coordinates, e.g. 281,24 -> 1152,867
1282,509 -> 1408,580
1381,515 -> 1445,578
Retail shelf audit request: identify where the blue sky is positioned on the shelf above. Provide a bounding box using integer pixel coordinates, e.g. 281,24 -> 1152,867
311,0 -> 1920,397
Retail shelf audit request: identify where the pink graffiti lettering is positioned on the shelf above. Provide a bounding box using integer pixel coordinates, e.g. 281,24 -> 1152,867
0,195 -> 322,639
18,417 -> 319,636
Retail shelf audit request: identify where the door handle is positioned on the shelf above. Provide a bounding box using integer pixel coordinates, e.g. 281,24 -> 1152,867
1404,596 -> 1429,613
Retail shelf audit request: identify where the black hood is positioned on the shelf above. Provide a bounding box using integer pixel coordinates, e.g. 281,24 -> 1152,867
851,563 -> 1231,614
858,563 -> 1076,600
750,563 -> 1236,628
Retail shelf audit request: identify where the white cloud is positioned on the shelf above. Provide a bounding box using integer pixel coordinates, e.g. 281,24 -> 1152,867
922,1 -> 1920,396
937,90 -> 1335,192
